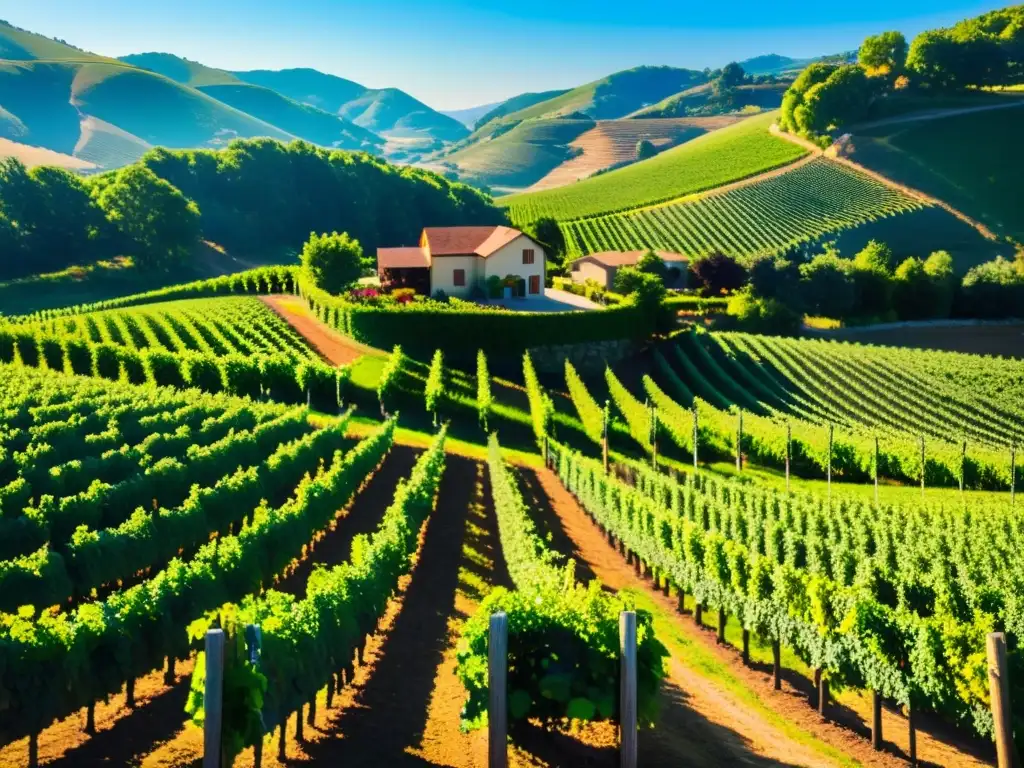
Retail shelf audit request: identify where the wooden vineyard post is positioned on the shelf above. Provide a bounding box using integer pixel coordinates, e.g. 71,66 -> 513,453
871,690 -> 883,750
987,633 -> 1015,768
772,641 -> 782,691
336,367 -> 344,411
489,612 -> 508,768
602,400 -> 610,474
874,435 -> 880,508
203,628 -> 226,768
620,611 -> 638,768
785,422 -> 791,493
818,672 -> 829,718
691,405 -> 699,470
742,629 -> 750,665
165,654 -> 176,685
735,410 -> 743,472
28,732 -> 38,768
827,423 -> 834,505
920,435 -> 926,499
907,702 -> 917,767
717,608 -> 726,644
246,624 -> 264,768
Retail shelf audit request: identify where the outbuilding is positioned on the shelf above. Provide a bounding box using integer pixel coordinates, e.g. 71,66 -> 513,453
569,250 -> 688,290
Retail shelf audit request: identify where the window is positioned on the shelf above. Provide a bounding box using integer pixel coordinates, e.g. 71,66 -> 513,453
522,248 -> 535,265
453,268 -> 466,287
529,275 -> 541,295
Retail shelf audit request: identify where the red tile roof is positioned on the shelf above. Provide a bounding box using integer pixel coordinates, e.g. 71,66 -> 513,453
573,250 -> 688,268
422,225 -> 525,257
377,246 -> 429,270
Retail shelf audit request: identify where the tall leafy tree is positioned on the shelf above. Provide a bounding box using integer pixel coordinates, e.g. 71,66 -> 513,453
95,165 -> 201,270
859,31 -> 909,75
301,231 -> 363,294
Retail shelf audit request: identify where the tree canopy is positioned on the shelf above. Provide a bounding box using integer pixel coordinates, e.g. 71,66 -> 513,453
859,31 -> 909,75
300,231 -> 364,294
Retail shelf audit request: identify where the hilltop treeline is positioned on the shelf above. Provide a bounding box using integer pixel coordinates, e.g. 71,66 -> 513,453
781,5 -> 1024,140
0,139 -> 504,280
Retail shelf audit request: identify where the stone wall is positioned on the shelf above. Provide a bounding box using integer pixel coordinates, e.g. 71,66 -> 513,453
527,338 -> 640,375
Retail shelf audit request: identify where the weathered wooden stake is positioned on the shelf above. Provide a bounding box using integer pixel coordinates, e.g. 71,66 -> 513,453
203,629 -> 225,768
772,641 -> 781,690
871,690 -> 883,750
812,668 -> 822,708
295,705 -> 304,743
818,674 -> 829,717
907,703 -> 917,766
29,733 -> 38,768
278,723 -> 286,760
742,629 -> 750,665
489,612 -> 508,768
126,677 -> 136,708
695,603 -> 703,626
620,611 -> 638,768
717,608 -> 726,644
165,655 -> 176,685
85,701 -> 96,735
987,632 -> 1015,768
307,696 -> 316,726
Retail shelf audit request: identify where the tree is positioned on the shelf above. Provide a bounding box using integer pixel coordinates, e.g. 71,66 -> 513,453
853,240 -> 895,273
960,256 -> 1024,317
95,165 -> 200,270
691,252 -> 747,296
779,63 -> 838,133
635,139 -> 657,161
727,288 -> 801,335
718,62 -> 747,89
301,231 -> 364,294
523,217 -> 566,263
797,65 -> 872,135
613,266 -> 665,307
748,253 -> 801,306
923,250 -> 956,317
636,250 -> 667,282
0,159 -> 105,277
859,31 -> 909,75
850,240 -> 895,316
799,252 -> 856,317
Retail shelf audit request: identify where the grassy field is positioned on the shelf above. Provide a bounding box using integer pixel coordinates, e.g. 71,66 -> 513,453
501,111 -> 806,222
849,102 -> 1024,241
557,158 -> 925,261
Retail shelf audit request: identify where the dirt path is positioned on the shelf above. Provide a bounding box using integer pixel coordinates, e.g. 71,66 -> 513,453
524,465 -> 998,768
260,294 -> 380,365
517,468 -> 843,768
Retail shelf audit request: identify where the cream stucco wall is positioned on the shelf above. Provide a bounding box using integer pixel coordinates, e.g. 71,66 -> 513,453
481,235 -> 546,299
572,261 -> 611,288
430,255 -> 482,298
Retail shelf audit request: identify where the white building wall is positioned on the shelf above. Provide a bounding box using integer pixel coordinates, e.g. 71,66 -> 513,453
482,235 -> 546,299
429,255 -> 483,298
572,261 -> 611,288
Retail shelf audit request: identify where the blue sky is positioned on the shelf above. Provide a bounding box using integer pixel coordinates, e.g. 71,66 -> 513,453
7,1 -> 999,110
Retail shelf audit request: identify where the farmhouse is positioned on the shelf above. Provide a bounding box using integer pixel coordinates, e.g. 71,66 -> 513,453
377,226 -> 547,300
570,250 -> 688,290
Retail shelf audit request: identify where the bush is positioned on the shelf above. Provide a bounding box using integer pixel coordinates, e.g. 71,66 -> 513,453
92,343 -> 121,380
38,335 -> 64,372
260,355 -> 302,403
301,231 -> 364,294
726,289 -> 801,335
424,349 -> 444,424
183,354 -> 225,393
222,355 -> 263,399
13,331 -> 38,367
144,348 -> 186,388
62,337 -> 92,375
959,256 -> 1024,318
691,252 -> 747,296
118,348 -> 148,385
297,360 -> 346,412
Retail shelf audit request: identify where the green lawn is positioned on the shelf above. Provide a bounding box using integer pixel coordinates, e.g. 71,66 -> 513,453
501,111 -> 806,222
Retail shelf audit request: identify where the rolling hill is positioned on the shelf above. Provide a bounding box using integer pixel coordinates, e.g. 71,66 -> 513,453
231,68 -> 468,142
528,116 -> 744,191
843,102 -> 1024,241
501,111 -> 805,220
629,82 -> 788,118
471,89 -> 572,130
441,100 -> 503,127
466,66 -> 709,144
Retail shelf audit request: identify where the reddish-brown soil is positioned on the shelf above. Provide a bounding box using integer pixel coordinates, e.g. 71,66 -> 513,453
260,295 -> 379,365
523,464 -> 998,768
530,117 -> 744,191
